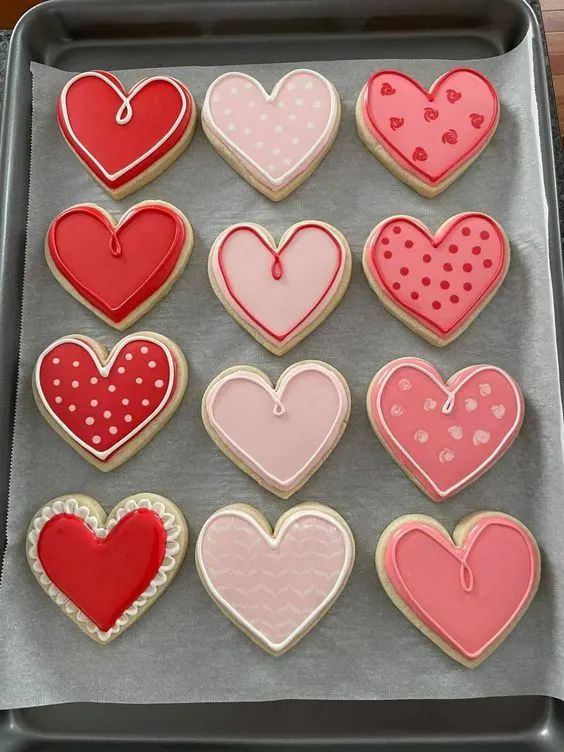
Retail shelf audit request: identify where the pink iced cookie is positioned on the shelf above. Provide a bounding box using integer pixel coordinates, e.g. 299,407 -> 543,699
209,221 -> 351,355
376,512 -> 540,667
196,503 -> 355,654
356,68 -> 499,197
202,69 -> 341,200
367,357 -> 524,501
202,361 -> 350,499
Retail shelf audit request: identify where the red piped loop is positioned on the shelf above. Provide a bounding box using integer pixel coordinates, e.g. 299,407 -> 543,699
459,559 -> 474,593
271,255 -> 283,280
108,233 -> 122,258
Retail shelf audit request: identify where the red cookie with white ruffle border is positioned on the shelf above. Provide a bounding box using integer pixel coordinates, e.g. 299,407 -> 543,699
27,493 -> 188,644
356,68 -> 500,197
367,357 -> 524,501
58,71 -> 197,199
376,512 -> 540,667
33,332 -> 188,471
363,213 -> 509,346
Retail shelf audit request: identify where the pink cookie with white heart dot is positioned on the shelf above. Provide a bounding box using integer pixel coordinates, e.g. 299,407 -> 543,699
33,332 -> 188,471
202,69 -> 341,201
367,357 -> 524,501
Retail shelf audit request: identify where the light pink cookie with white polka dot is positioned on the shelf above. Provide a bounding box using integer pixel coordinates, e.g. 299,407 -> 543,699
33,332 -> 188,471
202,69 -> 341,201
366,357 -> 524,501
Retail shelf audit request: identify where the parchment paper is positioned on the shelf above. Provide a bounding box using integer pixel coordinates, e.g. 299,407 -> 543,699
0,32 -> 562,708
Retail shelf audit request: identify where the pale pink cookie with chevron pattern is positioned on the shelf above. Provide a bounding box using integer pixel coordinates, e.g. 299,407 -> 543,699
202,69 -> 341,200
196,502 -> 355,655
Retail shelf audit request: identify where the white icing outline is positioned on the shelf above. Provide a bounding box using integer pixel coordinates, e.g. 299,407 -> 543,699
205,363 -> 349,491
196,507 -> 354,653
35,334 -> 175,461
374,361 -> 523,497
202,70 -> 338,189
27,497 -> 182,642
59,72 -> 188,183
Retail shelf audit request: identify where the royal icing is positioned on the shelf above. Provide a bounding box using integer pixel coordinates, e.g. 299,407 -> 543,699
203,70 -> 339,192
197,505 -> 354,653
367,357 -> 523,500
27,496 -> 184,642
381,514 -> 539,663
203,362 -> 350,496
58,71 -> 193,191
47,202 -> 188,326
210,222 -> 348,351
362,68 -> 499,186
34,334 -> 181,464
363,213 -> 507,342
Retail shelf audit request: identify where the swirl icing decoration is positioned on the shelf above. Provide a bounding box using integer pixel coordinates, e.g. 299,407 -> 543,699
209,222 -> 351,355
366,357 -> 524,501
202,70 -> 340,200
33,332 -> 188,471
362,213 -> 509,346
26,494 -> 188,644
359,68 -> 499,197
46,201 -> 193,330
58,71 -> 196,199
376,513 -> 540,667
202,362 -> 351,499
196,503 -> 355,654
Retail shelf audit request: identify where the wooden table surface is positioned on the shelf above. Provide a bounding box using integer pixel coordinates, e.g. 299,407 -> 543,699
1,0 -> 563,137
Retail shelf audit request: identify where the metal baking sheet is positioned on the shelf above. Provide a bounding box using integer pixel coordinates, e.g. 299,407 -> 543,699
0,0 -> 562,747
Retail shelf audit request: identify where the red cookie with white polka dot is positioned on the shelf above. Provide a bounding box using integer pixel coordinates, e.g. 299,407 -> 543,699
363,213 -> 509,346
33,332 -> 188,471
355,68 -> 499,197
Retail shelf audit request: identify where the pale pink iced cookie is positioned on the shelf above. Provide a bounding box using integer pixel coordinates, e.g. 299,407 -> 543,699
27,493 -> 188,645
363,213 -> 509,346
356,68 -> 500,197
58,71 -> 197,199
33,332 -> 188,471
202,361 -> 351,499
366,357 -> 524,501
196,502 -> 355,655
209,221 -> 351,355
376,512 -> 540,667
202,69 -> 341,200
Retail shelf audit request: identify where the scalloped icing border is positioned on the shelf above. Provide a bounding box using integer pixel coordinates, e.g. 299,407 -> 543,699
27,496 -> 183,642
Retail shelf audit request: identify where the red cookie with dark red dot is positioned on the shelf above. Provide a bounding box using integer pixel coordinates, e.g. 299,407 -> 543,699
363,213 -> 509,346
355,68 -> 499,197
33,331 -> 188,471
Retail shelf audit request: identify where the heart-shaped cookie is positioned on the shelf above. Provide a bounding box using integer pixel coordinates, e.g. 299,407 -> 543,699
202,361 -> 350,498
197,503 -> 355,654
356,68 -> 499,197
58,71 -> 196,198
202,70 -> 340,200
209,222 -> 351,355
33,332 -> 188,471
27,493 -> 188,644
46,201 -> 193,330
376,512 -> 540,667
363,213 -> 509,346
367,357 -> 524,501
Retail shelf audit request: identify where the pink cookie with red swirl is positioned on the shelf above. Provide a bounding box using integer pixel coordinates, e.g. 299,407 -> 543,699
33,332 -> 188,471
209,221 -> 351,355
376,512 -> 540,667
202,70 -> 341,201
355,68 -> 499,197
367,357 -> 524,501
363,213 -> 509,346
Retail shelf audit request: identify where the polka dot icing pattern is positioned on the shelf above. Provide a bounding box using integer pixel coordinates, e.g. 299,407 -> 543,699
362,69 -> 499,185
35,335 -> 176,462
367,357 -> 524,501
364,213 -> 508,343
204,70 -> 338,190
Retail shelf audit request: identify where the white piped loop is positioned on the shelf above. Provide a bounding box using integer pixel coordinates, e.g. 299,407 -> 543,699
442,393 -> 455,415
272,397 -> 286,417
115,96 -> 134,125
